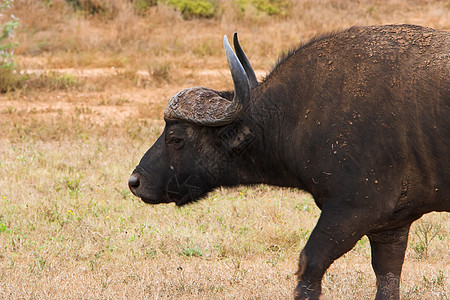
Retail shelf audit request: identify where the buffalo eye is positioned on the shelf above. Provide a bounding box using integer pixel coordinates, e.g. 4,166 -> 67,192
167,137 -> 184,149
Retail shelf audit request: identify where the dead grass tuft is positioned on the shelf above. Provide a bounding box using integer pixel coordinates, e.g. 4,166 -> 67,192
148,60 -> 172,84
0,68 -> 26,93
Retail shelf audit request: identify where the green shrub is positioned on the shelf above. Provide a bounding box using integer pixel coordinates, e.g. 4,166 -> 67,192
133,0 -> 157,15
0,13 -> 18,69
237,0 -> 291,16
165,0 -> 216,19
0,0 -> 25,92
66,0 -> 158,17
65,0 -> 107,16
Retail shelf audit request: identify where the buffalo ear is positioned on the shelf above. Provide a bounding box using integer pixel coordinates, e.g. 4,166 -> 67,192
220,124 -> 256,155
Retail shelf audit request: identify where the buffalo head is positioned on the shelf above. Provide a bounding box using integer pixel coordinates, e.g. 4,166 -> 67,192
128,34 -> 261,206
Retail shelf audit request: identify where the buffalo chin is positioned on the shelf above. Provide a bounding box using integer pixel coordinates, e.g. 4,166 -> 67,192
173,190 -> 210,207
139,195 -> 172,205
165,173 -> 211,206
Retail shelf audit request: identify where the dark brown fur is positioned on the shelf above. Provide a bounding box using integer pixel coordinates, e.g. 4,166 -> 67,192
130,25 -> 449,299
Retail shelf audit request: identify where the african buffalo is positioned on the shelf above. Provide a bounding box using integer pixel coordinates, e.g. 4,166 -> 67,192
129,24 -> 449,299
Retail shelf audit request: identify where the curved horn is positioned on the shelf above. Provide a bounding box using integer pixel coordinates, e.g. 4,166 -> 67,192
233,32 -> 258,89
164,36 -> 251,127
222,35 -> 250,122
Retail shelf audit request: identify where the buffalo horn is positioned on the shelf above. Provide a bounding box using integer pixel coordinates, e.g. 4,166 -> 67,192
233,32 -> 258,89
222,35 -> 250,123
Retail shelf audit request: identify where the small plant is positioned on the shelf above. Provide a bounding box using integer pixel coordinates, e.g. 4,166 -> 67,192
57,176 -> 82,198
0,215 -> 8,233
148,61 -> 171,83
412,219 -> 442,259
28,72 -> 80,90
180,245 -> 203,257
29,255 -> 46,274
422,270 -> 445,287
146,248 -> 157,259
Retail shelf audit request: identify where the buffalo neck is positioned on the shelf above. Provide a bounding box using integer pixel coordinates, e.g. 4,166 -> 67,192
240,83 -> 306,189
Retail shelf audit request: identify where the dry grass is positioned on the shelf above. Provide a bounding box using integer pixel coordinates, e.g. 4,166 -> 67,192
0,0 -> 449,299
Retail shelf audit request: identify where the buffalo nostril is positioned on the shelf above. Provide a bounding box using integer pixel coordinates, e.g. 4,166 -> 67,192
128,174 -> 140,190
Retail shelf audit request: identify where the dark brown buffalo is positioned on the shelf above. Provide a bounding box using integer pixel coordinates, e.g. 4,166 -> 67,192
129,25 -> 449,299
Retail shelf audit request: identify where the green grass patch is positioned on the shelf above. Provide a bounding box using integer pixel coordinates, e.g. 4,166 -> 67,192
29,72 -> 80,90
180,245 -> 203,257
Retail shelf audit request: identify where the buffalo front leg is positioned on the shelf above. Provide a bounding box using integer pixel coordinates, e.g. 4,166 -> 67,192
294,205 -> 374,300
367,224 -> 411,300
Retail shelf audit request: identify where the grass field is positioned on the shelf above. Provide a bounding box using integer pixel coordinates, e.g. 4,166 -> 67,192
0,0 -> 449,298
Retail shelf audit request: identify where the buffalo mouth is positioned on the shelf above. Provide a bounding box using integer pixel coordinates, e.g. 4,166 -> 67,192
128,169 -> 171,204
129,170 -> 208,206
166,173 -> 209,206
